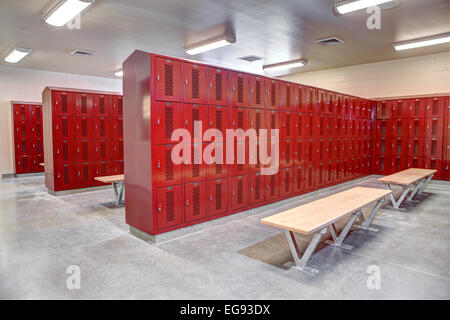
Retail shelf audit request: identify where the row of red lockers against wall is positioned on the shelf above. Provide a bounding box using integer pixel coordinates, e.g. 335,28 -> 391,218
13,103 -> 44,174
376,97 -> 447,119
153,57 -> 374,118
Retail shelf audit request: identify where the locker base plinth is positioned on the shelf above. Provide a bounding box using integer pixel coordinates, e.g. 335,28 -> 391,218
47,185 -> 110,196
14,172 -> 44,178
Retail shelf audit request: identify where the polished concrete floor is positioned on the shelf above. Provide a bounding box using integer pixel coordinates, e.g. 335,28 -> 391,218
0,174 -> 449,299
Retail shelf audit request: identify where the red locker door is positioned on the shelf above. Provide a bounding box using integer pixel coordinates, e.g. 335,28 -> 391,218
30,138 -> 43,155
111,96 -> 123,117
264,173 -> 280,201
93,162 -> 113,184
333,117 -> 342,137
280,168 -> 293,197
376,120 -> 392,137
184,104 -> 208,138
302,139 -> 314,163
112,139 -> 124,161
249,108 -> 266,139
425,97 -> 445,118
298,86 -> 308,113
424,138 -> 443,158
315,162 -> 326,187
392,156 -> 407,173
208,68 -> 228,105
304,113 -> 314,138
74,93 -> 93,116
376,101 -> 391,119
93,95 -> 111,116
54,164 -> 76,190
392,119 -> 408,137
76,140 -> 95,162
391,137 -> 407,156
30,121 -> 43,140
407,157 -> 424,169
292,84 -> 300,112
54,140 -> 75,163
206,142 -> 227,179
266,79 -> 280,110
292,112 -> 304,138
425,117 -> 443,138
391,100 -> 407,119
281,112 -> 293,140
424,158 -> 442,178
112,117 -> 124,139
281,82 -> 294,110
183,63 -> 208,104
15,121 -> 29,139
29,105 -> 42,122
230,72 -> 249,107
307,88 -> 317,113
15,156 -> 30,174
230,175 -> 248,210
13,104 -> 30,122
93,117 -> 111,140
15,138 -> 29,155
341,117 -> 348,137
249,76 -> 266,109
110,160 -> 123,175
408,118 -> 425,137
155,102 -> 183,145
280,140 -> 293,168
292,139 -> 303,166
54,116 -> 75,140
231,107 -> 249,131
155,144 -> 182,187
184,182 -> 207,222
208,105 -> 228,139
184,143 -> 207,183
31,155 -> 44,173
155,57 -> 182,102
94,139 -> 112,162
231,141 -> 249,176
292,165 -> 304,194
156,185 -> 183,230
248,173 -> 264,205
314,114 -> 326,138
75,162 -> 96,188
304,163 -> 315,190
53,91 -> 74,116
408,138 -> 424,157
334,94 -> 342,116
408,99 -> 425,118
318,90 -> 327,114
207,179 -> 228,216
265,110 -> 280,140
76,116 -> 94,140
376,137 -> 392,155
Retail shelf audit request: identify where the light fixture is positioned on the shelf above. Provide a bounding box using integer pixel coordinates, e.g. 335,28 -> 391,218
4,47 -> 32,63
185,34 -> 236,55
114,70 -> 123,77
263,59 -> 308,72
393,33 -> 450,51
334,0 -> 393,14
44,0 -> 94,27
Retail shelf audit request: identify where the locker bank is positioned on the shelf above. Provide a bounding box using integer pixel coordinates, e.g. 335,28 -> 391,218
0,0 -> 449,302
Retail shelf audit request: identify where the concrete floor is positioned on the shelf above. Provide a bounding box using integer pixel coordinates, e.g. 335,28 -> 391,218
0,175 -> 449,300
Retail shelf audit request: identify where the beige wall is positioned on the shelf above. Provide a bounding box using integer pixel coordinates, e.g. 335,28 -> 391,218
0,66 -> 122,175
282,52 -> 450,100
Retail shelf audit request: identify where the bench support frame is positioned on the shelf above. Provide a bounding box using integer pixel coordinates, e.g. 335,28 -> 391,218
112,181 -> 125,206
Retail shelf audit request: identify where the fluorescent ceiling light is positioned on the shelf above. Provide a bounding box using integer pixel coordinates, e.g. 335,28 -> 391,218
263,59 -> 308,72
393,33 -> 450,51
44,0 -> 94,27
335,0 -> 392,14
115,70 -> 123,77
185,35 -> 236,55
4,47 -> 32,63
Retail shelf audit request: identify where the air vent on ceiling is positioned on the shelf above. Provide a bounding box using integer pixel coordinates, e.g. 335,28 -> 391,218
238,55 -> 263,62
70,50 -> 96,56
315,37 -> 344,46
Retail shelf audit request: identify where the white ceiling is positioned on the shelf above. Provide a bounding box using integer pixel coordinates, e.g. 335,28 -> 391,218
0,0 -> 449,78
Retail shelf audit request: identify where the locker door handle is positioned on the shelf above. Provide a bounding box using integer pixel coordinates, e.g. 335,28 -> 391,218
158,203 -> 162,212
186,200 -> 189,206
209,193 -> 213,201
156,74 -> 160,81
185,120 -> 188,126
185,80 -> 188,85
157,161 -> 161,169
58,173 -> 61,178
157,117 -> 160,125
232,189 -> 235,196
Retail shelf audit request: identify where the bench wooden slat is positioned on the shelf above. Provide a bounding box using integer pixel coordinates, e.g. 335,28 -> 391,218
94,174 -> 124,183
377,168 -> 437,185
260,187 -> 392,235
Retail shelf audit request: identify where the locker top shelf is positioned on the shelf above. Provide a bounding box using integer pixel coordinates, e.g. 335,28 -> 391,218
11,101 -> 42,105
377,168 -> 438,186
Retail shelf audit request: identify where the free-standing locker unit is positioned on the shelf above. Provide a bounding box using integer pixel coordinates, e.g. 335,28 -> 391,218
11,101 -> 44,175
42,87 -> 123,192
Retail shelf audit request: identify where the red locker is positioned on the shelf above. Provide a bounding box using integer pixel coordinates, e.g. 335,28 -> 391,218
208,68 -> 228,106
280,140 -> 294,168
93,117 -> 111,140
265,173 -> 280,201
304,113 -> 314,138
408,99 -> 426,118
352,138 -> 360,156
208,105 -> 228,138
30,122 -> 43,139
292,165 -> 304,194
392,119 -> 408,137
13,104 -> 29,122
424,158 -> 442,178
280,168 -> 293,197
230,72 -> 249,107
317,90 -> 326,114
53,91 -> 74,116
408,118 -> 425,137
315,162 -> 326,187
15,121 -> 29,139
183,63 -> 208,104
112,139 -> 124,161
155,101 -> 183,145
94,140 -> 111,162
248,173 -> 265,205
292,113 -> 304,138
231,107 -> 249,131
353,99 -> 361,119
93,95 -> 111,117
155,144 -> 182,186
76,116 -> 94,140
15,138 -> 29,155
304,163 -> 315,190
265,110 -> 280,140
184,144 -> 207,183
30,105 -> 42,122
231,140 -> 249,176
54,140 -> 76,163
292,84 -> 301,112
408,138 -> 424,157
54,164 -> 76,190
292,139 -> 303,166
112,160 -> 124,175
184,104 -> 208,138
280,82 -> 293,110
112,117 -> 124,139
392,156 -> 407,173
93,161 -> 112,180
341,117 -> 349,137
15,155 -> 30,174
334,94 -> 342,116
31,156 -> 44,173
407,156 -> 424,169
281,112 -> 294,140
30,138 -> 43,155
111,96 -> 123,117
156,185 -> 183,229
375,137 -> 392,155
425,117 -> 443,138
298,86 -> 308,113
333,117 -> 342,137
376,101 -> 391,119
391,137 -> 408,156
207,179 -> 228,216
391,100 -> 407,118
325,92 -> 333,115
75,162 -> 96,187
206,143 -> 227,179
76,140 -> 95,162
249,76 -> 266,109
155,57 -> 182,102
54,116 -> 75,140
376,119 -> 393,137
307,87 -> 317,113
425,97 -> 445,118
230,175 -> 248,210
360,100 -> 368,119
249,108 -> 266,139
74,93 -> 94,116
424,138 -> 443,158
266,79 -> 280,110
184,182 -> 207,222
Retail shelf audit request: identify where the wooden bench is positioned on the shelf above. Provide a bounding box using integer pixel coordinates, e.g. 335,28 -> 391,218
261,187 -> 392,273
94,174 -> 125,206
377,168 -> 437,211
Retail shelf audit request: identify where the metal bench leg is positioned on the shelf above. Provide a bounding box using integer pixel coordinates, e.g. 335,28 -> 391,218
326,211 -> 361,250
359,199 -> 384,231
385,183 -> 411,211
112,182 -> 124,206
418,174 -> 433,195
285,228 -> 327,273
406,179 -> 423,202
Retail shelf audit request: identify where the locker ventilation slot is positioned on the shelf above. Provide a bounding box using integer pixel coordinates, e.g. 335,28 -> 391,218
81,96 -> 87,114
100,121 -> 105,136
270,175 -> 275,196
215,184 -> 222,210
83,166 -> 89,182
165,191 -> 175,222
271,84 -> 276,106
414,121 -> 419,136
216,111 -> 223,131
413,141 -> 419,155
255,113 -> 261,131
398,103 -> 402,116
82,119 -> 88,137
296,169 -> 301,189
308,167 -> 312,187
62,119 -> 68,137
286,115 -> 291,137
164,65 -> 174,97
284,172 -> 290,193
432,121 -> 438,136
64,167 -> 69,184
286,87 -> 291,107
118,99 -> 123,115
414,101 -> 419,116
101,163 -> 107,175
101,142 -> 106,158
61,95 -> 68,114
271,114 -> 276,129
118,120 -> 123,136
191,108 -> 199,135
255,81 -> 261,105
192,69 -> 200,99
63,144 -> 69,161
165,150 -> 174,181
433,100 -> 438,115
215,74 -> 223,102
192,187 -> 200,216
82,143 -> 88,160
238,111 -> 243,128
216,164 -> 222,174
164,107 -> 174,139
100,97 -> 105,114
431,141 -> 437,155
237,180 -> 243,204
255,176 -> 261,200
413,159 -> 418,167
